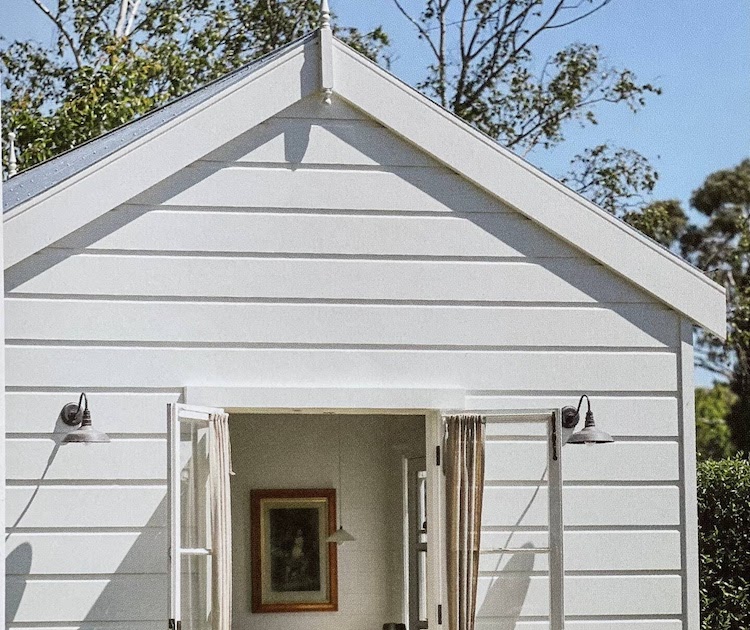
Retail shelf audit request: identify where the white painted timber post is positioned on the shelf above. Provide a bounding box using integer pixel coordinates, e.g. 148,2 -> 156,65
319,0 -> 333,104
0,90 -> 8,630
679,318 -> 700,628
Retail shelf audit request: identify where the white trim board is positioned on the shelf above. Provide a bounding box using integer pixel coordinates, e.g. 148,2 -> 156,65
184,386 -> 465,412
2,30 -> 726,338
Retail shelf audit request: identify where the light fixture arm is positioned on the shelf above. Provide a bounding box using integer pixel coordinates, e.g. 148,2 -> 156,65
562,394 -> 614,445
62,392 -> 90,426
561,394 -> 590,429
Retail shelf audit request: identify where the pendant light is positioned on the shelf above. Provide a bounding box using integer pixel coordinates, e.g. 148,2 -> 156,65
327,417 -> 355,544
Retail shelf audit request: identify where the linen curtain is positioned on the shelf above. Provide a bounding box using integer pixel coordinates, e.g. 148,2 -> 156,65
445,415 -> 486,630
208,412 -> 233,630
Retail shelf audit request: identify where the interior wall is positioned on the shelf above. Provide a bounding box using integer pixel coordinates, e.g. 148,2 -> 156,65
229,413 -> 425,630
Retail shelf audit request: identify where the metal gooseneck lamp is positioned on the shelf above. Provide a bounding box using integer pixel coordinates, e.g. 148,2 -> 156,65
61,392 -> 111,443
561,394 -> 614,444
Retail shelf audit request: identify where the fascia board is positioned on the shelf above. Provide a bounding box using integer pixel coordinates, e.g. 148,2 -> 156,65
3,37 -> 319,270
332,40 -> 727,339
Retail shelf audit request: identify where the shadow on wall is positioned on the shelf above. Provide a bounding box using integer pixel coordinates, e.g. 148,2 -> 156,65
5,405 -> 169,626
476,545 -> 534,630
6,498 -> 168,626
5,543 -> 33,622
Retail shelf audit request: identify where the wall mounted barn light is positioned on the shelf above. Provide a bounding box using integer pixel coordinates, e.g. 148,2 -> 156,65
61,393 -> 111,443
561,395 -> 614,444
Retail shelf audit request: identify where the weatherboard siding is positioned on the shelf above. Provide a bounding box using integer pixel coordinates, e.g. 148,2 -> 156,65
4,97 -> 688,629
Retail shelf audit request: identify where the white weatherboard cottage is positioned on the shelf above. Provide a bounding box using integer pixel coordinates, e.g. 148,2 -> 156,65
0,6 -> 727,630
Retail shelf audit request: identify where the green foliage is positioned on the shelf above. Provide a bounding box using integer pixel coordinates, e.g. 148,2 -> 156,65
1,0 -> 389,172
697,457 -> 750,629
681,160 -> 750,454
392,0 -> 661,213
561,143 -> 659,216
3,0 -> 659,216
695,384 -> 737,461
624,199 -> 687,247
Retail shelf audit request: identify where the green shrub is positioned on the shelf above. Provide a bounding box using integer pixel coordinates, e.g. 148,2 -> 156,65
697,457 -> 750,629
695,384 -> 737,461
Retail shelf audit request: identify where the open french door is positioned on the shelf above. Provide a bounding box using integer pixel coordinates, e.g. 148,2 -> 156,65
427,409 -> 564,630
167,403 -> 226,630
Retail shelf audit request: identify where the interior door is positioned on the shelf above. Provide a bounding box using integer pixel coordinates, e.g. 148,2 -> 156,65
167,403 -> 226,630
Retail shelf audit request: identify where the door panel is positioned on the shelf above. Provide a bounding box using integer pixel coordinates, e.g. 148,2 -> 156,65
168,404 -> 225,629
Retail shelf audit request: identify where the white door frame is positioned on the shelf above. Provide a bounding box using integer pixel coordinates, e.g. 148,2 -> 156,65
167,402 -> 226,629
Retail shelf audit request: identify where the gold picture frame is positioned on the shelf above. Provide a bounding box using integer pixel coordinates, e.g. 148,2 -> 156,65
250,489 -> 338,613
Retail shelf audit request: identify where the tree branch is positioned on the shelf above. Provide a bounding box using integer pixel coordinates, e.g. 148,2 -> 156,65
29,0 -> 83,68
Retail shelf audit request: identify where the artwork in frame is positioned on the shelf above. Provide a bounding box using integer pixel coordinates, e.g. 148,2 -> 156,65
251,488 -> 338,613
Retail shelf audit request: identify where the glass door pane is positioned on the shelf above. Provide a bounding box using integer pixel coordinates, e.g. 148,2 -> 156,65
168,404 -> 225,630
180,420 -> 212,630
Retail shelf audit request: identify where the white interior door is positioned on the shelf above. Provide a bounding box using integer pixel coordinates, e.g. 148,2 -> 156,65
168,403 -> 226,630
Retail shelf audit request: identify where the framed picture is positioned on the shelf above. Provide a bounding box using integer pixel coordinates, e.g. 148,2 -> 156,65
250,488 -> 338,613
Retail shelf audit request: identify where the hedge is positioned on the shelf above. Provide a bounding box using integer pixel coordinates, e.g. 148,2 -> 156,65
697,457 -> 750,629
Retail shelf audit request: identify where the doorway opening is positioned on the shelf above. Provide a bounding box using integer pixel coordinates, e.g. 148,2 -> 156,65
228,412 -> 427,629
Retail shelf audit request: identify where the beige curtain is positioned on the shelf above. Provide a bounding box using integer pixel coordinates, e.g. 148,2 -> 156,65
445,415 -> 486,630
209,413 -> 233,630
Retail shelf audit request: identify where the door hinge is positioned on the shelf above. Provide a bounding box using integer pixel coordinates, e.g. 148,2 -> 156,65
551,412 -> 558,461
437,604 -> 443,625
169,620 -> 180,630
436,445 -> 441,466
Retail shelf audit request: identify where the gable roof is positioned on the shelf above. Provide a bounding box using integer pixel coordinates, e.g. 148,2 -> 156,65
2,34 -> 311,212
2,29 -> 726,338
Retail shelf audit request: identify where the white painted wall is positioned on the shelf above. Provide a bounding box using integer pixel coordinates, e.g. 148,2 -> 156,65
229,413 -> 424,630
3,94 -> 689,629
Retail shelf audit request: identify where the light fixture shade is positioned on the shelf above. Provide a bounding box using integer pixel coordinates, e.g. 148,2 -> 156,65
327,526 -> 355,544
567,410 -> 614,444
62,422 -> 111,443
61,396 -> 111,444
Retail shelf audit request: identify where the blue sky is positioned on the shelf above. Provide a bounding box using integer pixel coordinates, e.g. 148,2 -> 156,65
2,0 -> 748,384
332,0 -> 750,207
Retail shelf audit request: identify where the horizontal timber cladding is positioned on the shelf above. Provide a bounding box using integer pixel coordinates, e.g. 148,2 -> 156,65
6,300 -> 678,348
7,575 -> 166,622
5,438 -> 165,480
6,530 -> 167,574
6,625 -> 165,630
4,347 -> 678,391
482,485 -> 680,527
475,574 -> 683,617
53,209 -> 581,258
479,530 -> 682,572
474,623 -> 683,630
8,255 -> 652,303
203,114 -> 437,166
131,164 -> 503,211
6,485 -> 167,529
485,440 -> 679,481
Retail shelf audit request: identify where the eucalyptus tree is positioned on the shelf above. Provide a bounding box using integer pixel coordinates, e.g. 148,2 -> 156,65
391,0 -> 661,213
681,160 -> 750,454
